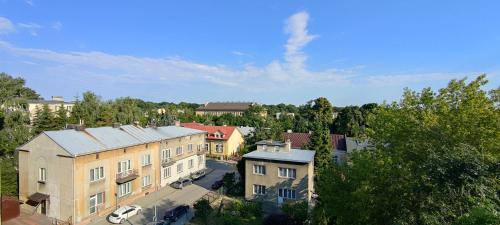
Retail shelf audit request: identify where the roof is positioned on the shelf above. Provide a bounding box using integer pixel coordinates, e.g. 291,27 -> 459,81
255,140 -> 286,146
181,122 -> 238,141
243,149 -> 315,163
33,125 -> 206,156
283,132 -> 347,151
237,126 -> 255,137
26,100 -> 73,104
196,102 -> 254,112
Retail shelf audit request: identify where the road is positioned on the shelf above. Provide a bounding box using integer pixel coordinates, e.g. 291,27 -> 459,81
89,159 -> 236,225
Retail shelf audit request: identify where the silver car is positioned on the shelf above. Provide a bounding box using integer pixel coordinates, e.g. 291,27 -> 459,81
170,178 -> 192,189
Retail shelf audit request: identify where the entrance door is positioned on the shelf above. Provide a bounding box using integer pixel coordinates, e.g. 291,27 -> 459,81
40,200 -> 47,214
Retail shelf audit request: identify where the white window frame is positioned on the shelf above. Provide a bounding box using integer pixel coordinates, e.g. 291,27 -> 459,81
188,159 -> 194,169
177,163 -> 183,174
176,146 -> 183,156
118,160 -> 131,174
118,182 -> 132,197
278,188 -> 296,199
38,168 -> 46,182
278,168 -> 296,179
188,144 -> 193,153
161,149 -> 171,161
142,154 -> 152,166
253,165 -> 266,175
163,166 -> 171,179
89,192 -> 104,215
253,184 -> 266,195
90,166 -> 105,182
215,143 -> 223,153
142,175 -> 152,187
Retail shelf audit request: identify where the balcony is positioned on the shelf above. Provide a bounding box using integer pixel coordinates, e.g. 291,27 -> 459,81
115,169 -> 139,184
161,158 -> 176,167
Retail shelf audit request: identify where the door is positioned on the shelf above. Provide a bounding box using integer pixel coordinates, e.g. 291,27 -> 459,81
89,195 -> 97,214
40,200 -> 47,215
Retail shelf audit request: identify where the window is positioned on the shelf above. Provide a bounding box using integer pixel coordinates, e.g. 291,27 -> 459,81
177,163 -> 183,174
278,188 -> 296,199
142,154 -> 151,166
198,155 -> 204,165
274,146 -> 279,152
142,175 -> 151,187
163,166 -> 171,179
89,192 -> 105,214
253,165 -> 266,175
90,167 -> 105,182
38,168 -> 46,182
161,149 -> 171,161
197,144 -> 201,151
188,159 -> 194,169
215,144 -> 223,153
253,184 -> 266,195
118,182 -> 132,197
278,168 -> 296,179
205,143 -> 209,151
176,146 -> 183,155
118,160 -> 131,174
188,144 -> 193,153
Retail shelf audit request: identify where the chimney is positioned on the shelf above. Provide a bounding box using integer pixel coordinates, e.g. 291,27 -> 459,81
75,125 -> 86,131
174,121 -> 181,127
285,139 -> 292,151
51,96 -> 64,101
112,123 -> 121,128
287,129 -> 293,133
133,121 -> 140,126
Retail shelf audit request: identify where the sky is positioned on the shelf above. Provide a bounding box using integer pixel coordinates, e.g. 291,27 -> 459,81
0,0 -> 499,106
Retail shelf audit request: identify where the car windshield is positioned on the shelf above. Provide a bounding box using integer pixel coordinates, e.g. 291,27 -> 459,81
111,213 -> 119,217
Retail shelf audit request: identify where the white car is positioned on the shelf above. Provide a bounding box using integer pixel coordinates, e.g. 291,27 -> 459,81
108,205 -> 142,224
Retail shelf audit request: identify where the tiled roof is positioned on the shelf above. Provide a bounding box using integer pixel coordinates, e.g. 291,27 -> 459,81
283,132 -> 347,151
196,102 -> 254,111
243,149 -> 315,163
181,122 -> 238,141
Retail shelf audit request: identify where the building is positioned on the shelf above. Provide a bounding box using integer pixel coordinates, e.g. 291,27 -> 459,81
181,122 -> 244,159
27,96 -> 74,122
243,140 -> 315,209
236,126 -> 255,138
16,124 -> 207,224
283,132 -> 347,163
195,102 -> 257,116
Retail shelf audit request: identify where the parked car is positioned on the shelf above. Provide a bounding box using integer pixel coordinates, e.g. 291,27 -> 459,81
163,204 -> 190,222
211,179 -> 223,190
170,178 -> 193,189
190,170 -> 206,180
108,205 -> 142,224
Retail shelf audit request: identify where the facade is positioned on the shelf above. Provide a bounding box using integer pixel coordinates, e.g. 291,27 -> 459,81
27,96 -> 74,122
243,140 -> 315,209
195,102 -> 257,116
284,131 -> 347,163
16,124 -> 207,224
182,122 -> 244,159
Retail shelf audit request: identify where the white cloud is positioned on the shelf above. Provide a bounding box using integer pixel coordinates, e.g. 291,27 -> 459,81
231,51 -> 252,57
284,11 -> 318,71
17,22 -> 42,36
25,0 -> 34,6
0,17 -> 15,34
52,21 -> 63,31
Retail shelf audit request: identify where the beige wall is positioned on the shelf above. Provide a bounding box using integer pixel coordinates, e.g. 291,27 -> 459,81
195,110 -> 244,116
206,129 -> 244,158
244,159 -> 313,206
28,102 -> 74,122
18,133 -> 75,223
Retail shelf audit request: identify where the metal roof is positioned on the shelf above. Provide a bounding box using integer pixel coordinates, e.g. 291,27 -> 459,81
39,125 -> 206,156
243,149 -> 315,163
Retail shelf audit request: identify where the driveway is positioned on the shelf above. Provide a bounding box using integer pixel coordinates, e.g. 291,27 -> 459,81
194,159 -> 236,190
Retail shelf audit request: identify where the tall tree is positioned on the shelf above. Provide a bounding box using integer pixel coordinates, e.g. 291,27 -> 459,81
32,104 -> 56,134
304,97 -> 334,172
54,104 -> 68,129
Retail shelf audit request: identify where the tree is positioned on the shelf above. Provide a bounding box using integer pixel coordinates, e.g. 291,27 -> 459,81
32,104 -> 57,134
304,97 -> 334,172
194,199 -> 213,225
0,72 -> 39,107
314,75 -> 500,225
69,91 -> 102,127
54,104 -> 68,129
282,201 -> 309,225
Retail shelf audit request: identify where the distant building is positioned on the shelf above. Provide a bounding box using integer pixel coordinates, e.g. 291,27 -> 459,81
16,124 -> 207,224
27,96 -> 74,122
195,102 -> 261,116
283,131 -> 347,163
237,126 -> 255,137
182,122 -> 245,159
275,112 -> 295,119
243,140 -> 315,210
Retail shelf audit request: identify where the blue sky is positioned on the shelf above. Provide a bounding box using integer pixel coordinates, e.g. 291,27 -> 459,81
0,0 -> 499,106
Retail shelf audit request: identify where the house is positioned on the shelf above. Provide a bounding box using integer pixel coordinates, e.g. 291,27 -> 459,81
236,126 -> 255,138
283,132 -> 347,163
181,122 -> 244,159
243,140 -> 315,210
27,96 -> 74,123
195,102 -> 263,117
16,124 -> 207,224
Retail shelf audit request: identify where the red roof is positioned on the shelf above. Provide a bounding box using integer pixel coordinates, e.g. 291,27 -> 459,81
181,122 -> 237,141
283,132 -> 347,151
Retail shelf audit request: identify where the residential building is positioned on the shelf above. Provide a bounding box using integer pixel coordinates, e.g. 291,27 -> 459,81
243,140 -> 315,209
236,126 -> 255,138
284,131 -> 347,163
27,96 -> 74,122
182,122 -> 244,159
195,102 -> 265,117
16,124 -> 207,224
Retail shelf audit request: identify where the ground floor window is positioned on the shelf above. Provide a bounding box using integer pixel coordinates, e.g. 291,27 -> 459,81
278,188 -> 296,199
177,163 -> 183,174
89,192 -> 105,215
118,182 -> 131,197
142,175 -> 152,187
188,159 -> 194,169
253,184 -> 266,195
163,166 -> 171,179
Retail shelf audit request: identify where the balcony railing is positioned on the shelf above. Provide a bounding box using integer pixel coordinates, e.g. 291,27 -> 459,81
115,169 -> 139,184
161,158 -> 176,167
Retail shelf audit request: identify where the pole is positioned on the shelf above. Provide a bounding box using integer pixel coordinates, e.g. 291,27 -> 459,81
153,204 -> 157,222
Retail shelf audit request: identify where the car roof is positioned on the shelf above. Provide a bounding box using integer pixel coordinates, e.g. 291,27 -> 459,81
114,205 -> 132,214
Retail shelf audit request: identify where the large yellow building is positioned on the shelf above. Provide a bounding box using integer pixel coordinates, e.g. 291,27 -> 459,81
182,123 -> 245,159
16,124 -> 207,224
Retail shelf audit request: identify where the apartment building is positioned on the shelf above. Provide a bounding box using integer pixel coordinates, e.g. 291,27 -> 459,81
27,96 -> 74,122
16,124 -> 207,224
243,140 -> 315,209
284,131 -> 347,163
195,102 -> 267,117
182,122 -> 244,159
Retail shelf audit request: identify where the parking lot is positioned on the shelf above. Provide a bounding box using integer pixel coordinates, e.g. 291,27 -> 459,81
89,159 -> 236,225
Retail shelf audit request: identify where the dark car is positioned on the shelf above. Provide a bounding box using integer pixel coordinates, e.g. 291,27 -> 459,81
163,205 -> 190,222
211,179 -> 223,190
190,170 -> 206,181
170,178 -> 193,189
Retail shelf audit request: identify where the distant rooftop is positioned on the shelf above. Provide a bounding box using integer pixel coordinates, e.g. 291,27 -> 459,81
243,148 -> 315,163
255,140 -> 286,146
196,102 -> 255,111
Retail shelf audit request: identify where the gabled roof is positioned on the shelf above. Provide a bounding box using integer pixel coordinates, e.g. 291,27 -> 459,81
22,125 -> 206,156
181,122 -> 238,141
196,102 -> 254,112
283,132 -> 347,151
243,149 -> 315,163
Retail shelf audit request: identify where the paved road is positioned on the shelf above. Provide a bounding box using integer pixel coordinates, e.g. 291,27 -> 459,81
89,159 -> 236,225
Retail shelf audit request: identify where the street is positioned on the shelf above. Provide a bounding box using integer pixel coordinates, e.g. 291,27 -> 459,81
88,159 -> 236,225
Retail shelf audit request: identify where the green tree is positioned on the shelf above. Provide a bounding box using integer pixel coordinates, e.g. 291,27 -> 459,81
282,201 -> 309,225
32,104 -> 57,134
0,72 -> 39,107
69,91 -> 102,127
54,104 -> 68,129
305,97 -> 334,172
314,75 -> 500,225
194,199 -> 213,225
